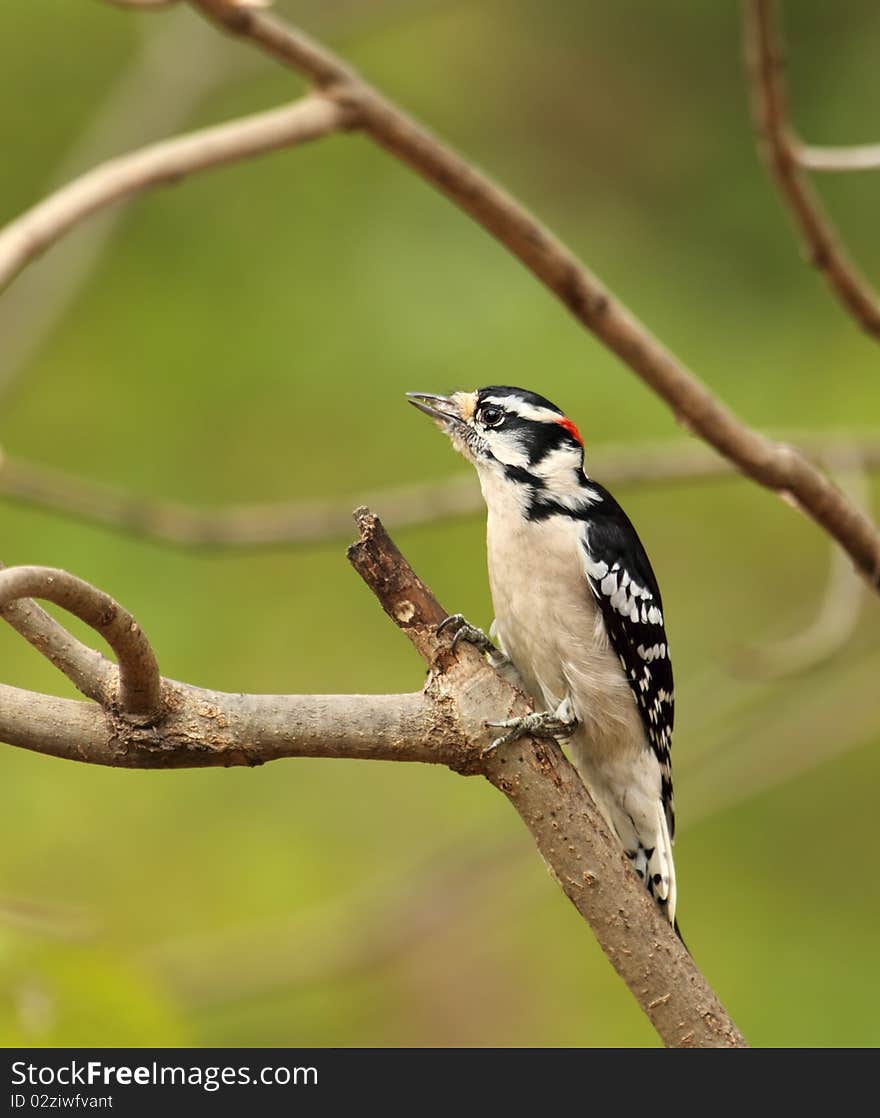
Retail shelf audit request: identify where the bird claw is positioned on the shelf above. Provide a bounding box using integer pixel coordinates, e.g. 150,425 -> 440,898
438,613 -> 498,656
483,708 -> 578,754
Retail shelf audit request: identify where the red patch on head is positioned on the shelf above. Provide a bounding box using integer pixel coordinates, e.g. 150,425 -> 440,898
556,416 -> 583,446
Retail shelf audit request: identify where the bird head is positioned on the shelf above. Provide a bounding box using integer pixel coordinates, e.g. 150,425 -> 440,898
407,386 -> 585,488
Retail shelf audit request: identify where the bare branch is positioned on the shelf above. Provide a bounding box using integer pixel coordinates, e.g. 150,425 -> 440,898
799,143 -> 880,174
0,515 -> 746,1048
100,0 -> 179,9
100,0 -> 180,9
0,567 -> 161,720
744,0 -> 880,338
0,680 -> 444,768
0,7 -> 252,404
146,834 -> 518,1008
0,895 -> 97,941
0,95 -> 355,296
346,509 -> 746,1048
0,454 -> 480,547
0,591 -> 115,706
4,431 -> 880,549
171,0 -> 880,590
0,3 -> 874,582
733,451 -> 869,679
683,641 -> 880,829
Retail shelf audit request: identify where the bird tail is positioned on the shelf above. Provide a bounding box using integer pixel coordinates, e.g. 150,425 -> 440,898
588,776 -> 679,925
646,801 -> 677,927
567,742 -> 679,929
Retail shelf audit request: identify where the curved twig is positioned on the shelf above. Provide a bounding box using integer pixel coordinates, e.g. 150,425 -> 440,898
0,95 -> 355,295
0,594 -> 115,706
0,566 -> 162,720
732,450 -> 869,678
744,0 -> 880,338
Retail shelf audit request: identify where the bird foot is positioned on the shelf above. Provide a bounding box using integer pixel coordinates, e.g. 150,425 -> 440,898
484,702 -> 578,754
437,613 -> 499,657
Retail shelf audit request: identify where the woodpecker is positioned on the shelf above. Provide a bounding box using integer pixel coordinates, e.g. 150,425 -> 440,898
408,386 -> 678,926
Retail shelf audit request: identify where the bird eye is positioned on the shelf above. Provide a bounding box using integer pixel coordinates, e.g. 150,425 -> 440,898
480,405 -> 504,428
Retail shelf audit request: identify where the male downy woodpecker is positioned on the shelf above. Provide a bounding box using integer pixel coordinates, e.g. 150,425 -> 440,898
408,386 -> 678,926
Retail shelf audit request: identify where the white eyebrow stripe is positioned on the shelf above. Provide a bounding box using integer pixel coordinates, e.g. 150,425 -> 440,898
481,395 -> 563,424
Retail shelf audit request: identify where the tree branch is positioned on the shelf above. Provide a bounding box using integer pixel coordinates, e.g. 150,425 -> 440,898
0,681 -> 445,768
733,451 -> 868,679
744,0 -> 880,338
171,0 -> 880,590
0,512 -> 746,1048
101,0 -> 180,9
0,566 -> 161,720
346,509 -> 746,1048
0,591 -> 115,706
0,2 -> 876,584
4,431 -> 880,548
0,5 -> 255,405
0,94 -> 355,295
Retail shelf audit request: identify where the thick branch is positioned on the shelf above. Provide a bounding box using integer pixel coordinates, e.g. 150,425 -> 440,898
0,566 -> 161,720
0,95 -> 354,295
347,508 -> 746,1048
0,516 -> 746,1047
744,0 -> 880,338
182,0 -> 880,590
0,681 -> 443,768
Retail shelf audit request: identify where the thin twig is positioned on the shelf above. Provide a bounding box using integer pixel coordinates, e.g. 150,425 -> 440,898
175,0 -> 880,589
0,95 -> 355,295
744,0 -> 880,337
732,451 -> 869,679
0,2 -> 875,583
682,641 -> 880,828
0,895 -> 97,941
0,455 -> 479,547
0,559 -> 116,704
0,7 -> 251,403
145,834 -> 519,1009
100,0 -> 180,9
3,432 -> 880,548
0,566 -> 162,720
0,595 -> 115,706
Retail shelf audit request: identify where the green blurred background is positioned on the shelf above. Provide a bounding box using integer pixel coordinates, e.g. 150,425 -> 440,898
2,0 -> 879,1048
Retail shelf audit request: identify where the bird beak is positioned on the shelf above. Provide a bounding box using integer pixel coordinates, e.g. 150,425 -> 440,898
405,392 -> 465,425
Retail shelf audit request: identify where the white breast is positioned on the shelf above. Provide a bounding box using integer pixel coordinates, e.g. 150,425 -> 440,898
482,471 -> 645,768
478,465 -> 675,922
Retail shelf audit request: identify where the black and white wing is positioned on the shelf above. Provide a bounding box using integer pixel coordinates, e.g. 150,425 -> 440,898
579,483 -> 675,837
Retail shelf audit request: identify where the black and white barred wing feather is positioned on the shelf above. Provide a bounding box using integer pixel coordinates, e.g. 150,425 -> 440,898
579,485 -> 677,915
